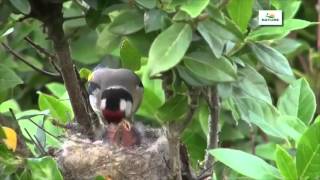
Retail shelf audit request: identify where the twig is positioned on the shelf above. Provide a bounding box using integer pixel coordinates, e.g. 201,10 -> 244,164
63,15 -> 85,21
24,37 -> 55,59
24,128 -> 46,155
176,88 -> 200,134
1,42 -> 61,77
33,134 -> 47,155
27,118 -> 63,143
204,86 -> 220,170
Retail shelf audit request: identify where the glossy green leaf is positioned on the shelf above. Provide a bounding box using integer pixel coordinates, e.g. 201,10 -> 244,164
144,9 -> 167,33
275,145 -> 298,180
234,97 -> 285,138
79,68 -> 92,81
297,122 -> 320,179
120,39 -> 142,71
235,66 -> 272,103
96,24 -> 121,55
0,99 -> 21,114
38,92 -> 73,124
180,0 -> 209,18
183,51 -> 236,82
249,42 -> 294,82
256,143 -> 276,161
0,65 -> 23,92
210,148 -> 281,180
71,31 -> 101,64
271,0 -> 301,19
135,0 -> 156,9
197,20 -> 227,58
46,83 -> 66,98
276,115 -> 307,141
248,19 -> 316,41
109,10 -> 144,35
27,156 -> 63,180
156,95 -> 188,122
9,0 -> 31,14
176,65 -> 213,86
137,65 -> 165,119
227,0 -> 254,32
277,78 -> 316,124
148,23 -> 192,76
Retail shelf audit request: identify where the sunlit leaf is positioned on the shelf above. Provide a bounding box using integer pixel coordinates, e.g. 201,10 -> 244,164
297,122 -> 320,179
27,156 -> 63,180
180,0 -> 209,18
227,0 -> 254,32
277,79 -> 316,125
148,23 -> 192,76
275,145 -> 298,180
210,148 -> 281,179
0,65 -> 23,92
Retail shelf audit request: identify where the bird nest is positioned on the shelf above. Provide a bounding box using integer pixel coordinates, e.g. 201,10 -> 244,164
55,124 -> 171,180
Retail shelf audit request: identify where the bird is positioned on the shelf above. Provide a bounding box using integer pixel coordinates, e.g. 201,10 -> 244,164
87,67 -> 144,147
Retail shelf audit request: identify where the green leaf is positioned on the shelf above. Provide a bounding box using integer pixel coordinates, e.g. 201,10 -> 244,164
27,156 -> 63,180
156,95 -> 188,122
234,97 -> 285,138
144,9 -> 167,33
197,20 -> 227,58
38,93 -> 73,124
183,51 -> 236,82
176,65 -> 214,86
277,78 -> 316,124
109,10 -> 144,35
275,145 -> 298,180
46,83 -> 66,98
256,143 -> 276,161
148,23 -> 192,76
120,39 -> 142,71
248,19 -> 316,41
276,115 -> 307,141
271,0 -> 301,19
226,0 -> 254,32
180,0 -> 209,18
0,99 -> 21,114
137,65 -> 165,119
0,65 -> 23,92
96,24 -> 121,55
210,148 -> 281,180
9,0 -> 31,14
71,31 -> 101,64
79,68 -> 92,81
235,66 -> 272,103
135,0 -> 156,9
297,122 -> 320,179
248,42 -> 294,82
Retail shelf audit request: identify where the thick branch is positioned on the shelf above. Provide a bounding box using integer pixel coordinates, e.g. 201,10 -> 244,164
204,86 -> 220,170
28,0 -> 94,135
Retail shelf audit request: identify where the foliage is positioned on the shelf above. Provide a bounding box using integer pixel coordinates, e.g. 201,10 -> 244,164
0,0 -> 320,179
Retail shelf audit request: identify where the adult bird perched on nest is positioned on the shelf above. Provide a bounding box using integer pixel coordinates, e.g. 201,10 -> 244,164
87,67 -> 144,147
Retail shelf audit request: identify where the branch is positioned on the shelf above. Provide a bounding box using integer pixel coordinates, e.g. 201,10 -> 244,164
28,0 -> 94,136
24,36 -> 55,59
204,86 -> 220,170
63,15 -> 85,21
1,42 -> 61,77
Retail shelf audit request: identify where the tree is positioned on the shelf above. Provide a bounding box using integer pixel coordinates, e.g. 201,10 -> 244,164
1,0 -> 320,179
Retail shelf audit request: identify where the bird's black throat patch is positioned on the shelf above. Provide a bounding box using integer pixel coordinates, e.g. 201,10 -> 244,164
101,88 -> 133,111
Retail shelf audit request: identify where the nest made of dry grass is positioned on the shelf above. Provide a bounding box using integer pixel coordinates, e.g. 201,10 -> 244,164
56,124 -> 171,180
